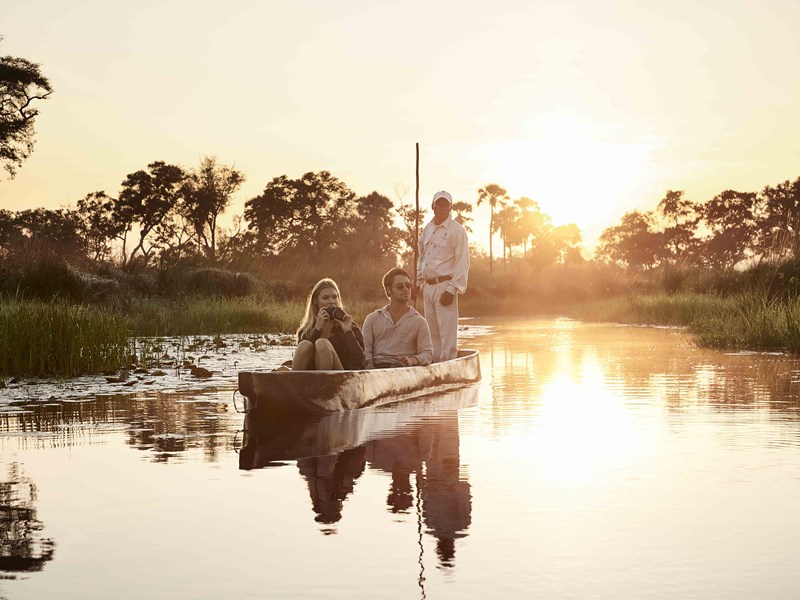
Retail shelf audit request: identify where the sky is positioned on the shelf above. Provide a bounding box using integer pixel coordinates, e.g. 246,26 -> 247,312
2,0 -> 800,252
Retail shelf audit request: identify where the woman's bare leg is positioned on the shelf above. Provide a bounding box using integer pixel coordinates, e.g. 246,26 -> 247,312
315,338 -> 343,370
292,340 -> 315,370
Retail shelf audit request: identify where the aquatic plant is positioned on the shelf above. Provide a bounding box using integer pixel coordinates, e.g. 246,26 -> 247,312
0,298 -> 130,377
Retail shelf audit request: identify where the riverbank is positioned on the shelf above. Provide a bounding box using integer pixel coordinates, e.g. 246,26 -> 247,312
565,291 -> 800,353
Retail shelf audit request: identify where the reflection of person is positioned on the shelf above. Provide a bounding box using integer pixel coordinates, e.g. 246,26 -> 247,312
366,430 -> 425,513
420,415 -> 471,568
362,267 -> 433,369
293,278 -> 365,370
297,447 -> 366,527
416,190 -> 469,362
366,408 -> 471,568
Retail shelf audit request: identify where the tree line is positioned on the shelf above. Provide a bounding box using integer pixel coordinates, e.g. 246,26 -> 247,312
596,179 -> 800,271
0,155 -> 587,278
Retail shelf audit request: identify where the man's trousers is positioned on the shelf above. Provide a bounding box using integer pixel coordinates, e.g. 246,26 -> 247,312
423,281 -> 458,362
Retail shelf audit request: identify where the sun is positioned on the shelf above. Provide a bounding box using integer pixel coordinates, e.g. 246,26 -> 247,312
475,111 -> 659,245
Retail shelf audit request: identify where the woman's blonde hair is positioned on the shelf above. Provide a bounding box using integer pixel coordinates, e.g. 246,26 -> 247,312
296,278 -> 345,341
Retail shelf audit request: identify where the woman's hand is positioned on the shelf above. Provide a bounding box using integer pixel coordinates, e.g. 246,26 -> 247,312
314,308 -> 330,331
338,312 -> 353,331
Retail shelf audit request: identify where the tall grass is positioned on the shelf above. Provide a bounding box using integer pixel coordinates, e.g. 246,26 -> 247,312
0,299 -> 130,378
568,292 -> 732,327
124,295 -> 380,337
691,291 -> 800,352
569,290 -> 800,353
126,296 -> 300,337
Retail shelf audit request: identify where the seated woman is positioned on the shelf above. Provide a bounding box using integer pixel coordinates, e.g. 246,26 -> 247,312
292,278 -> 365,370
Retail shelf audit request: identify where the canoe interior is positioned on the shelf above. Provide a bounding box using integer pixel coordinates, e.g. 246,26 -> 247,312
238,349 -> 480,414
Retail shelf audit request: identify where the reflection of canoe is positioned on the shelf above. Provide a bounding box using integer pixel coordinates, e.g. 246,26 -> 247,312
239,383 -> 479,469
237,349 -> 480,414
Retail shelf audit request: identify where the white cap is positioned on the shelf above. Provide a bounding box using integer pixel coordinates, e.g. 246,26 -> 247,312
432,190 -> 452,204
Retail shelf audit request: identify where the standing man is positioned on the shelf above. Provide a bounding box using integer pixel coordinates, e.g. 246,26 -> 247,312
417,190 -> 469,362
363,267 -> 433,369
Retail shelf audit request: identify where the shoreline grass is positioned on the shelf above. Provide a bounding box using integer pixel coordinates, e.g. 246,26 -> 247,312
567,291 -> 800,353
0,299 -> 130,378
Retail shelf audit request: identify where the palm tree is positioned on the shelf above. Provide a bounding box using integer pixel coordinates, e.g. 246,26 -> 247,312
495,205 -> 521,268
476,184 -> 509,274
514,196 -> 536,257
451,201 -> 474,232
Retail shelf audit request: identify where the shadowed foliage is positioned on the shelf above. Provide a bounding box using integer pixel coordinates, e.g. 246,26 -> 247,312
0,37 -> 53,178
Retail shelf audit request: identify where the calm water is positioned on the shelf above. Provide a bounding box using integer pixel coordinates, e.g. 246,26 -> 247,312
2,318 -> 800,599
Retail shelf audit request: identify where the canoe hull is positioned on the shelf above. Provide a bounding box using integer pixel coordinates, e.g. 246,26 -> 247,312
239,382 -> 480,468
238,349 -> 481,414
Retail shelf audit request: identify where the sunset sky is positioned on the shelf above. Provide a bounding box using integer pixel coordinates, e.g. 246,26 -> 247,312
2,0 -> 800,251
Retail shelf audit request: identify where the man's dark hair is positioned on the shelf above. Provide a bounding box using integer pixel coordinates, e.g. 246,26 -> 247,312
383,267 -> 411,297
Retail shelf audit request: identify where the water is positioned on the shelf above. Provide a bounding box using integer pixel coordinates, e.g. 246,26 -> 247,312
2,318 -> 800,599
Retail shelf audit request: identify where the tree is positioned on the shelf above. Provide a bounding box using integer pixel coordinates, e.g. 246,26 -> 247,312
757,177 -> 800,257
476,184 -> 509,274
12,208 -> 86,262
514,197 -> 550,258
182,156 -> 244,261
76,191 -> 126,262
595,210 -> 661,270
0,208 -> 22,259
451,201 -> 474,233
655,190 -> 699,264
550,223 -> 582,264
244,171 -> 358,259
396,202 -> 427,262
0,37 -> 53,178
118,161 -> 188,265
699,190 -> 758,269
494,205 -> 522,267
347,191 -> 402,260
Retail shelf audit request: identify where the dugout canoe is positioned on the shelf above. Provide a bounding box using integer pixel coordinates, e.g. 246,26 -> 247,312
237,349 -> 480,414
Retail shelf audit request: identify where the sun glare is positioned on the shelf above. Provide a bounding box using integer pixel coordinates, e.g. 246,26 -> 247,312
475,112 -> 658,239
507,355 -> 648,485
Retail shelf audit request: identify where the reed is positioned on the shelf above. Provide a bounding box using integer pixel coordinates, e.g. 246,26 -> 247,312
123,295 -> 380,337
570,289 -> 800,353
691,291 -> 800,352
567,292 -> 729,326
0,298 -> 130,378
125,296 -> 301,337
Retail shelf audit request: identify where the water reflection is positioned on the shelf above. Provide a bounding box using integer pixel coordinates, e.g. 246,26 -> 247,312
240,385 -> 477,566
298,448 -> 367,532
367,414 -> 470,568
477,319 -> 800,415
0,463 -> 55,575
1,390 -> 237,462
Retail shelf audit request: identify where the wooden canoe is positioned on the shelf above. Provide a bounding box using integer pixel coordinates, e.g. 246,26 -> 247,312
239,383 -> 479,469
237,349 -> 480,414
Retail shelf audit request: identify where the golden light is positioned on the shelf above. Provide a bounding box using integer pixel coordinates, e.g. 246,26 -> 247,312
472,110 -> 661,242
505,354 -> 649,484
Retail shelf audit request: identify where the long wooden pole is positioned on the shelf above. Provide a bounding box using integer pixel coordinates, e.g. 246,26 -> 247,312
413,142 -> 420,308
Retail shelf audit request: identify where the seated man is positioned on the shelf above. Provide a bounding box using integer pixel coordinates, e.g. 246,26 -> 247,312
362,267 -> 433,369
